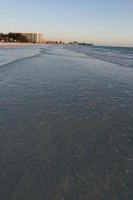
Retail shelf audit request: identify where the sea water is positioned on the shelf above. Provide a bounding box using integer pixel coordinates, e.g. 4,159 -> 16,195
0,45 -> 133,199
0,45 -> 41,67
65,45 -> 133,68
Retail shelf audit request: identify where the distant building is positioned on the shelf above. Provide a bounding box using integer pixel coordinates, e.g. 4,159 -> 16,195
19,33 -> 44,43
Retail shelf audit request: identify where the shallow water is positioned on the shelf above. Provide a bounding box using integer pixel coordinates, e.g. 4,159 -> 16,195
65,45 -> 133,68
0,45 -> 41,66
0,45 -> 133,200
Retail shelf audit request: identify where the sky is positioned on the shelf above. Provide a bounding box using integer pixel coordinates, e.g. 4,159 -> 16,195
0,0 -> 133,46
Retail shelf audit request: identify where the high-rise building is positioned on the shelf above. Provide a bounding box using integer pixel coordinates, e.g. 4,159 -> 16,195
20,33 -> 44,43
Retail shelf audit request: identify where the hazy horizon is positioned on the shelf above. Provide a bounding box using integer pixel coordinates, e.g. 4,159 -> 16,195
0,0 -> 133,47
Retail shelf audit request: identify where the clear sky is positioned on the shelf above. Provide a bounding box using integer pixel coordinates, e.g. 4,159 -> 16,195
0,0 -> 133,46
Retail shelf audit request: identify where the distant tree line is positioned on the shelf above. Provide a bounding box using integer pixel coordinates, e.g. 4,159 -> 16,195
0,33 -> 28,43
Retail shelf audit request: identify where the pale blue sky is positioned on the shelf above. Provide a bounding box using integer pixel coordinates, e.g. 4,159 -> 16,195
0,0 -> 133,46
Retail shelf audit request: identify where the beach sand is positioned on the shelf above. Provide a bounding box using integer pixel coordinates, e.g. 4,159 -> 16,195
0,42 -> 43,48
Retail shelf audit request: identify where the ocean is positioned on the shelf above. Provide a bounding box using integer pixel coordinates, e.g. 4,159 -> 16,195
1,44 -> 133,68
0,45 -> 41,67
65,45 -> 133,68
0,45 -> 133,200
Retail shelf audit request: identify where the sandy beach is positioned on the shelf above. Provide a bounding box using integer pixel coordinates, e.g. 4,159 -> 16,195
0,42 -> 43,48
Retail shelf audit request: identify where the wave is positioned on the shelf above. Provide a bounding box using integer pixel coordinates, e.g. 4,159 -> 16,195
0,45 -> 43,67
65,45 -> 133,68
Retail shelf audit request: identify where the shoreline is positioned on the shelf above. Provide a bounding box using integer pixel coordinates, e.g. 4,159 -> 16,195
0,45 -> 133,199
0,42 -> 44,48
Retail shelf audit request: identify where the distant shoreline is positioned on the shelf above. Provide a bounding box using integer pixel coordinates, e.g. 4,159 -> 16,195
0,43 -> 44,48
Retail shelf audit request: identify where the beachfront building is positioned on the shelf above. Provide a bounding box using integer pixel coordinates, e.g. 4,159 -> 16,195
19,33 -> 44,43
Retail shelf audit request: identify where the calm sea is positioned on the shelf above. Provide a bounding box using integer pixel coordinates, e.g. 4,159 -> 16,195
66,45 -> 133,68
0,45 -> 133,200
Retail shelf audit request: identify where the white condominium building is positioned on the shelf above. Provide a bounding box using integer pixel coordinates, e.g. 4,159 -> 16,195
20,33 -> 44,43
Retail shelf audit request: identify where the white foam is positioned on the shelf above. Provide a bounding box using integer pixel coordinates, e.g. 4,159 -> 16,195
0,44 -> 42,67
66,45 -> 133,68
